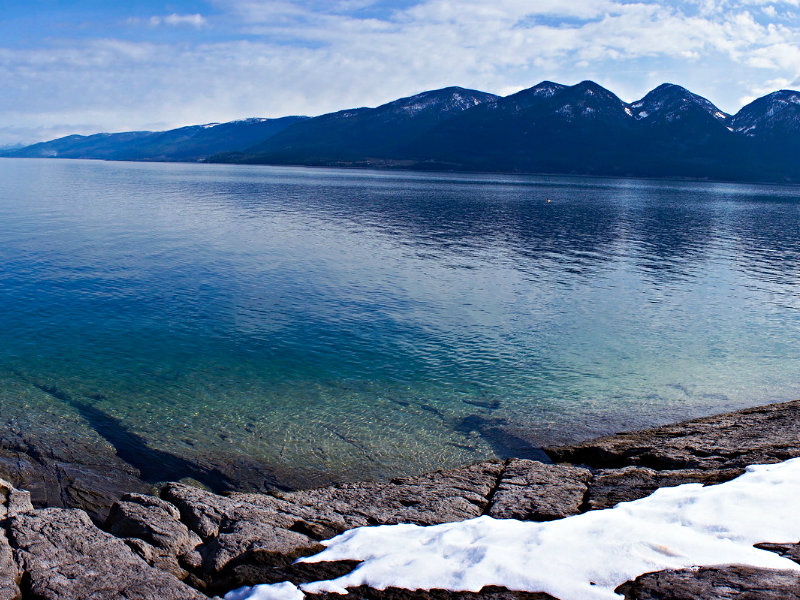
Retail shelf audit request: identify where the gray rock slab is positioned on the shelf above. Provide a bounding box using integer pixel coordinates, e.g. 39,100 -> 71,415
272,460 -> 505,527
616,565 -> 800,599
106,493 -> 202,555
487,459 -> 591,521
0,478 -> 29,600
547,399 -> 800,471
0,531 -> 20,600
9,508 -> 206,600
586,466 -> 742,509
162,460 -> 504,544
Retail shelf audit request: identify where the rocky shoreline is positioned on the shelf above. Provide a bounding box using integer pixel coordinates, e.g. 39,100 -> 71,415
0,399 -> 797,599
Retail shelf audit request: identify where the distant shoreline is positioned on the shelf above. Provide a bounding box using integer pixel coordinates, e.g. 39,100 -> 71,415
4,154 -> 800,188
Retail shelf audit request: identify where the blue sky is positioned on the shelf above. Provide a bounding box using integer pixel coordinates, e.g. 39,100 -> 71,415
1,0 -> 799,145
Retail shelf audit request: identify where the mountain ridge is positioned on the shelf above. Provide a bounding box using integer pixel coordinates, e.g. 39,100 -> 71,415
4,82 -> 800,183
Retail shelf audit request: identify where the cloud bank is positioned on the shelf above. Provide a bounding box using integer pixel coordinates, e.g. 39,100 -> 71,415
1,0 -> 799,145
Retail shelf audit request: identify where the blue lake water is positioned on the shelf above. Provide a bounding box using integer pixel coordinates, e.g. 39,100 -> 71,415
1,158 -> 799,487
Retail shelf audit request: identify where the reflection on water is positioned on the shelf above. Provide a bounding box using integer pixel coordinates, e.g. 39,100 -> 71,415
1,159 -> 799,487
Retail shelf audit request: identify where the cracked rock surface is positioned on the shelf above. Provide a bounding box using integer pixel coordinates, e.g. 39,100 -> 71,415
584,466 -> 742,509
10,508 -> 207,600
546,399 -> 800,471
157,461 -> 508,593
486,459 -> 590,520
616,565 -> 800,599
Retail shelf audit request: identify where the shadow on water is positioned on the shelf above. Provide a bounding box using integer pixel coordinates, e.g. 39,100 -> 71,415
31,382 -> 236,492
455,414 -> 552,463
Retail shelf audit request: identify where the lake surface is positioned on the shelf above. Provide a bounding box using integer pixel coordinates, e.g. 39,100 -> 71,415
1,158 -> 799,487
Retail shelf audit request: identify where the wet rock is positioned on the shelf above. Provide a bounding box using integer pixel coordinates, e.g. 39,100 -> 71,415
0,442 -> 149,524
304,586 -> 558,599
547,399 -> 800,471
55,461 -> 151,523
616,565 -> 800,599
755,542 -> 800,565
586,466 -> 742,509
487,459 -> 591,521
8,507 -> 207,600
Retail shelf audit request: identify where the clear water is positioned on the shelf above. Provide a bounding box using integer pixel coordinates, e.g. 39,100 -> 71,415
1,158 -> 799,487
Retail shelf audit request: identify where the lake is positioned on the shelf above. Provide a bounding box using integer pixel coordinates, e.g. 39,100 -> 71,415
1,158 -> 799,488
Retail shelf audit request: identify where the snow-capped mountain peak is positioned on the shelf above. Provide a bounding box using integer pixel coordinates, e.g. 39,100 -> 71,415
628,83 -> 730,123
382,87 -> 498,116
732,90 -> 800,136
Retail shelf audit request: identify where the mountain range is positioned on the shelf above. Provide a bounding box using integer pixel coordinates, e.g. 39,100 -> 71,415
4,81 -> 800,182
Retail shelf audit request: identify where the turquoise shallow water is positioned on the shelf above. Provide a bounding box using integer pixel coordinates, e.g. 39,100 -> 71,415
1,158 -> 799,486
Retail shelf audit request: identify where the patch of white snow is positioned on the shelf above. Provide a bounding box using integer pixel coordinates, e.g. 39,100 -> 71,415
225,582 -> 304,600
235,459 -> 800,600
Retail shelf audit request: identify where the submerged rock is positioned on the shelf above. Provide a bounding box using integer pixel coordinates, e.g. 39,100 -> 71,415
616,565 -> 800,599
0,432 -> 149,523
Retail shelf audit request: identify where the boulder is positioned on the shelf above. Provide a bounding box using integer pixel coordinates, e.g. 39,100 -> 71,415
105,492 -> 204,581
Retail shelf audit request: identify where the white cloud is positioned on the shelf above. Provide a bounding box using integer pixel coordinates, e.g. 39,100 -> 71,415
1,0 -> 800,144
148,13 -> 207,28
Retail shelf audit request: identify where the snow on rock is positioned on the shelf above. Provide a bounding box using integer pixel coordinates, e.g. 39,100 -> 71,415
233,458 -> 800,600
